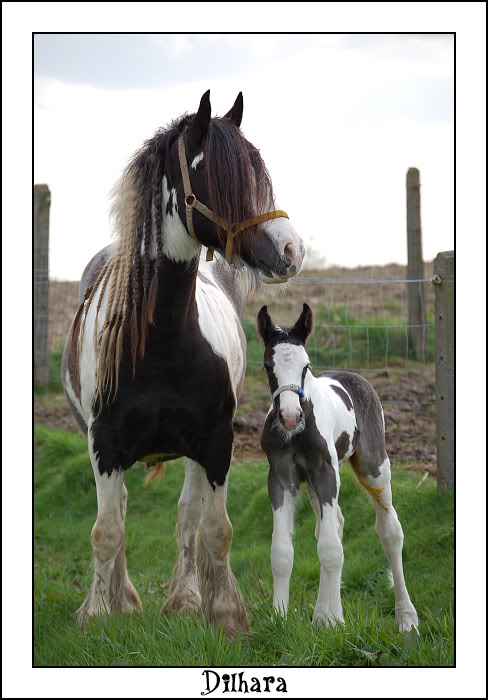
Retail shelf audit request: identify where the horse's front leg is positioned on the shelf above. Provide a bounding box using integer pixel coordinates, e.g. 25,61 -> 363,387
310,458 -> 344,626
269,469 -> 297,614
197,425 -> 249,637
78,427 -> 142,628
163,458 -> 204,614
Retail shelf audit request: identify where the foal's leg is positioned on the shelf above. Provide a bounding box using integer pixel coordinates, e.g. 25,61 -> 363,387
309,460 -> 344,625
197,428 -> 249,637
269,470 -> 298,614
163,458 -> 204,614
78,431 -> 141,627
307,485 -> 344,541
351,453 -> 418,632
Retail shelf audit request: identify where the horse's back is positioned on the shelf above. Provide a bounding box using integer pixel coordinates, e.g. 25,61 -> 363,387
78,243 -> 117,303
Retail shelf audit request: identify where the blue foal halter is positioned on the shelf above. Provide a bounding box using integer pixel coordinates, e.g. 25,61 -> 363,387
272,384 -> 305,402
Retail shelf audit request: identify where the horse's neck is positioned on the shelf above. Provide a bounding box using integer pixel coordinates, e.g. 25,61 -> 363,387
151,256 -> 199,331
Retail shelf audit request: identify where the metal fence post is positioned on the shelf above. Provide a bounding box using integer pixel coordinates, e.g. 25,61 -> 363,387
34,184 -> 51,389
406,168 -> 425,361
433,251 -> 454,492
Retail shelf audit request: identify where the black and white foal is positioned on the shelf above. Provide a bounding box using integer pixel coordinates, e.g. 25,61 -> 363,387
258,304 -> 418,631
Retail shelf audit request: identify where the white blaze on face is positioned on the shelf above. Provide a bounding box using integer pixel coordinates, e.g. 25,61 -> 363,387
272,343 -> 309,428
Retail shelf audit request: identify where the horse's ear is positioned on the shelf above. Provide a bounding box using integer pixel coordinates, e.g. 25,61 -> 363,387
257,305 -> 273,343
223,92 -> 243,128
293,303 -> 313,342
190,89 -> 211,143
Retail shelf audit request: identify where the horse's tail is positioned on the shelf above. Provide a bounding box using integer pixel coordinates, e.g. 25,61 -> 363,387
144,462 -> 166,485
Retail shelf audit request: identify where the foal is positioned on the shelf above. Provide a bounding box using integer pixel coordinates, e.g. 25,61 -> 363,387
257,304 -> 418,631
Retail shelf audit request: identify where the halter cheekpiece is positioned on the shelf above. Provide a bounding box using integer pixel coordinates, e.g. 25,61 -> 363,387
177,135 -> 289,264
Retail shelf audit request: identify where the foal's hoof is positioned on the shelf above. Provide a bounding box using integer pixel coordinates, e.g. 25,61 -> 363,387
397,608 -> 419,633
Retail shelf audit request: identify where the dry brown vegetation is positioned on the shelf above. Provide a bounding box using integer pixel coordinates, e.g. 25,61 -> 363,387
38,262 -> 436,470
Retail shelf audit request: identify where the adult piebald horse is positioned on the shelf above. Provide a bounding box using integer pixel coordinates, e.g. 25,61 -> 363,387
61,91 -> 304,637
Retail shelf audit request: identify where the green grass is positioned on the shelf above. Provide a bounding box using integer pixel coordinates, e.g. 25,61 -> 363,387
34,426 -> 453,667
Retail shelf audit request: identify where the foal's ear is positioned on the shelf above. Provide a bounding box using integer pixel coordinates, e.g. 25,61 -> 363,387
257,305 -> 273,343
190,89 -> 212,144
223,92 -> 243,128
293,303 -> 313,342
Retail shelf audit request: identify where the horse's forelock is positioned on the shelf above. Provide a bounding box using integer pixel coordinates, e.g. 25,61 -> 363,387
204,119 -> 275,254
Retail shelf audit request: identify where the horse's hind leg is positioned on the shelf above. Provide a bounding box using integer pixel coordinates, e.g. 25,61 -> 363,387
350,451 -> 418,632
77,433 -> 141,628
163,458 -> 203,615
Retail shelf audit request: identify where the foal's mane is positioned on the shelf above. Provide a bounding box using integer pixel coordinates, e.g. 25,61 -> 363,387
76,112 -> 275,405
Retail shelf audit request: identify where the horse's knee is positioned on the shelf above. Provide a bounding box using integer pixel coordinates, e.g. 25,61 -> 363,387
200,516 -> 233,560
318,535 -> 343,573
271,533 -> 294,577
91,515 -> 124,563
376,511 -> 404,548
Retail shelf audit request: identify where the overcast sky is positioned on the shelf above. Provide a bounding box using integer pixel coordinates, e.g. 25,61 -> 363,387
34,33 -> 454,280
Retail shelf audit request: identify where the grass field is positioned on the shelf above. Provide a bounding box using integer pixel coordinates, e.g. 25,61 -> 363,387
34,425 -> 454,667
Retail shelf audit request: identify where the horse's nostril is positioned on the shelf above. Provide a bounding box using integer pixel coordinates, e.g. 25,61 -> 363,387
283,243 -> 296,262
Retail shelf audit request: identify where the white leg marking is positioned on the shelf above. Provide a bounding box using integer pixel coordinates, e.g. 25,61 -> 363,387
362,457 -> 419,632
313,500 -> 345,626
164,458 -> 204,613
85,451 -> 125,618
271,491 -> 297,614
198,477 -> 249,635
78,427 -> 141,624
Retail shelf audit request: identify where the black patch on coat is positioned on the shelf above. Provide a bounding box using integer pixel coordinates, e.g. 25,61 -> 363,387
334,431 -> 350,461
88,258 -> 236,486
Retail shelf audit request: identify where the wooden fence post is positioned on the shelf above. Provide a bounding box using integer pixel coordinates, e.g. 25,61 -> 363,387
433,251 -> 454,493
406,168 -> 425,361
34,184 -> 50,389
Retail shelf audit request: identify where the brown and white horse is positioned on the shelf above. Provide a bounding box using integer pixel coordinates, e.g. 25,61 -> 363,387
258,304 -> 418,632
61,91 -> 304,637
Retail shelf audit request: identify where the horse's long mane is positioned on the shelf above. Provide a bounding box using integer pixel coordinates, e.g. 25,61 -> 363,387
77,112 -> 275,405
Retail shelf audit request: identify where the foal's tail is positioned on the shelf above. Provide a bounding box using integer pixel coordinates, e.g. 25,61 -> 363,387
144,462 -> 166,485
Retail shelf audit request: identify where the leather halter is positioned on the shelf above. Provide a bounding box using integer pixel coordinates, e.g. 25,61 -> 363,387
177,135 -> 289,264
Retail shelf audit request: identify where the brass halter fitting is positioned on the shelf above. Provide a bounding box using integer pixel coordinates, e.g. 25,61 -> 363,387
177,135 -> 289,264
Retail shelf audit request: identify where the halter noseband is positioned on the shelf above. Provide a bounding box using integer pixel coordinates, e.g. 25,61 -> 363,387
272,384 -> 305,401
177,135 -> 289,264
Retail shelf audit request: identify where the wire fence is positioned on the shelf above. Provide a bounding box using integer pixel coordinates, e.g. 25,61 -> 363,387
36,267 -> 439,470
244,266 -> 438,469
